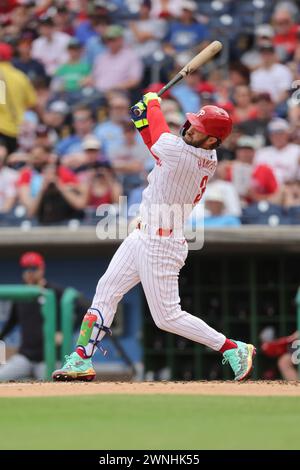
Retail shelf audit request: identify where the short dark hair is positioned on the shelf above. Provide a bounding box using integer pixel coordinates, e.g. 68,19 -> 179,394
229,62 -> 250,85
73,105 -> 93,117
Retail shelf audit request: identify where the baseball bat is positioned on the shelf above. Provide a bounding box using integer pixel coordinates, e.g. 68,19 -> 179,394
133,40 -> 223,116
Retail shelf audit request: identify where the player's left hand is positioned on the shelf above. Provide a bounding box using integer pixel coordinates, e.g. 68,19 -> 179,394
143,92 -> 161,107
130,101 -> 148,130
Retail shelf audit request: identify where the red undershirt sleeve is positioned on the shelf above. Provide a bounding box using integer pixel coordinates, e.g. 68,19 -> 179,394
140,127 -> 153,151
147,100 -> 170,144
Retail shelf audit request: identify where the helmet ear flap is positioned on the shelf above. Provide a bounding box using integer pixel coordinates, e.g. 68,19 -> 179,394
180,120 -> 191,137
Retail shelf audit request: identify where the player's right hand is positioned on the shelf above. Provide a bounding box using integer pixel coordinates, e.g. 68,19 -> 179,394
143,92 -> 161,106
130,101 -> 149,131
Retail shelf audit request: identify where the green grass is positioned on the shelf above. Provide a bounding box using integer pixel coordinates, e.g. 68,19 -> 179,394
0,395 -> 299,449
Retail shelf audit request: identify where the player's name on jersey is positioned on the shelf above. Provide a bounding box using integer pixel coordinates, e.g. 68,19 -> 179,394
197,158 -> 217,172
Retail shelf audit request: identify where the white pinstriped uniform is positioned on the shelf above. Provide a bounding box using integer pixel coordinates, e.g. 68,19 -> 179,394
87,133 -> 226,355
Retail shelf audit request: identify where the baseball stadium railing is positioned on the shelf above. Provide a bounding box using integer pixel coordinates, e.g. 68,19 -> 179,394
0,285 -> 56,380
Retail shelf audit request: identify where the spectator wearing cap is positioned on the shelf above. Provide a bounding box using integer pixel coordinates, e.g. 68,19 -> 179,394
34,124 -> 57,150
56,105 -> 100,157
64,134 -> 110,181
13,35 -> 48,85
250,42 -> 293,104
43,101 -> 70,140
0,42 -> 37,154
255,118 -> 300,184
109,121 -> 149,196
198,82 -> 217,106
0,251 -> 90,381
164,0 -> 208,56
82,135 -> 109,168
186,180 -> 241,229
73,135 -> 122,210
53,38 -> 91,93
31,17 -> 71,76
0,143 -> 18,214
204,179 -> 242,219
272,5 -> 300,61
127,1 -> 167,61
239,92 -> 276,145
18,146 -> 87,224
203,184 -> 241,228
90,25 -> 143,93
220,136 -> 279,204
241,24 -> 275,70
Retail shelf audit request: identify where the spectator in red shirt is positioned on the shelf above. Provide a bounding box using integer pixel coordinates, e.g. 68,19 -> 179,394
220,136 -> 279,204
86,166 -> 122,209
18,146 -> 87,224
272,6 -> 300,61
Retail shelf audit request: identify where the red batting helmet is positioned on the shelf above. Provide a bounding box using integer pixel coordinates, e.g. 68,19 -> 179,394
181,105 -> 233,142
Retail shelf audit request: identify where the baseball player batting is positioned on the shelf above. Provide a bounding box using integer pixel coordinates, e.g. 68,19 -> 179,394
53,94 -> 256,382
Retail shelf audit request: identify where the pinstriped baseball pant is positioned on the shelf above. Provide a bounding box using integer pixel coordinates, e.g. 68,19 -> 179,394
88,229 -> 226,354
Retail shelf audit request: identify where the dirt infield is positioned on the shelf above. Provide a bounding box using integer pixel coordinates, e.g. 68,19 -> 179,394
0,381 -> 300,397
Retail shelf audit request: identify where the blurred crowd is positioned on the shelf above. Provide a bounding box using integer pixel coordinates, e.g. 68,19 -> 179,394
1,0 -> 300,227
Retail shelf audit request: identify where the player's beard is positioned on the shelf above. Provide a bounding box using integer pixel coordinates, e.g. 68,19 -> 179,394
183,132 -> 210,149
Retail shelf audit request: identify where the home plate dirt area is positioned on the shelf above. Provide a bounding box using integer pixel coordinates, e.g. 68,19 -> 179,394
0,380 -> 300,397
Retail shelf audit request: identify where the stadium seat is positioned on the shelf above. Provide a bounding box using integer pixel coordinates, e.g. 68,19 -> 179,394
241,203 -> 291,225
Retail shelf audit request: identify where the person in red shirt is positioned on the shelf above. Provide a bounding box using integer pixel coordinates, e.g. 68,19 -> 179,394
272,7 -> 300,60
18,146 -> 87,224
220,135 -> 279,204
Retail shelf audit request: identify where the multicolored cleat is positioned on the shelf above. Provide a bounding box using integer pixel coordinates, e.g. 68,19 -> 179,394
52,352 -> 96,382
222,341 -> 256,381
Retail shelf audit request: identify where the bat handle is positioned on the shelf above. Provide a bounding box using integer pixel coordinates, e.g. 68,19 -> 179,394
157,73 -> 183,97
132,72 -> 183,117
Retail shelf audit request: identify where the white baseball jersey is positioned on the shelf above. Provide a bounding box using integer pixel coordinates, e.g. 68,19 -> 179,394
83,131 -> 226,359
139,132 -> 218,233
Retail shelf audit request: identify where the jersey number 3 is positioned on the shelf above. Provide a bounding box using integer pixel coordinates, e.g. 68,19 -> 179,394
193,176 -> 208,205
